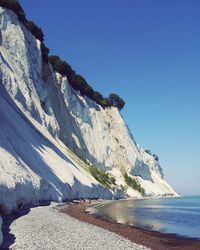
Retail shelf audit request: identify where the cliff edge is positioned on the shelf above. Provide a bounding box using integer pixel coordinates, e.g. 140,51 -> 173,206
0,5 -> 177,216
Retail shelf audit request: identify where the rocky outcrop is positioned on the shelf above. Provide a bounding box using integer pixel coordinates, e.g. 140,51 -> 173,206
54,73 -> 177,197
0,6 -> 177,216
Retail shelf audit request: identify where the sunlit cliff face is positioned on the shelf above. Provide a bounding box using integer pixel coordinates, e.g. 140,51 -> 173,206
0,6 -> 177,215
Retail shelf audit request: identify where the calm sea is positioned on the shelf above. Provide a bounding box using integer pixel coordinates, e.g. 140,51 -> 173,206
93,196 -> 200,239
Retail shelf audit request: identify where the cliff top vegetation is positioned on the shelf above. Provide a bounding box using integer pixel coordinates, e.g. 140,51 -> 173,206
0,0 -> 125,110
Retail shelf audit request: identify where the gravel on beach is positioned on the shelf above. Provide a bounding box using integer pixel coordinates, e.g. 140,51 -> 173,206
3,203 -> 150,250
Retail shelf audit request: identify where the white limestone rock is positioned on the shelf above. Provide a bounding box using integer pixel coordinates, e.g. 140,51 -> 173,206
0,7 -> 177,213
54,72 -> 177,197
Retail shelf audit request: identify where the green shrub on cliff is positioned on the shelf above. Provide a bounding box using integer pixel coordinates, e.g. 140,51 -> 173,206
49,55 -> 125,109
88,165 -> 116,190
124,173 -> 145,196
108,94 -> 125,110
0,0 -> 26,22
0,0 -> 49,62
0,0 -> 125,110
25,21 -> 44,42
41,43 -> 49,63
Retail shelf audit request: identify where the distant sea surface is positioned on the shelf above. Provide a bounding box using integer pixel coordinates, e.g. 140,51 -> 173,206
93,196 -> 200,239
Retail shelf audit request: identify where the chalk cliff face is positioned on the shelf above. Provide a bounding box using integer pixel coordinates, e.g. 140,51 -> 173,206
0,6 -> 177,217
54,73 -> 176,198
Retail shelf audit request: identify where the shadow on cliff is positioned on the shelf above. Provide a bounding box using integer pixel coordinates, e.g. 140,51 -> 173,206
0,179 -> 113,250
130,159 -> 153,181
1,210 -> 28,250
42,63 -> 107,170
71,176 -> 113,200
0,82 -> 116,248
0,81 -> 84,182
0,80 -> 114,203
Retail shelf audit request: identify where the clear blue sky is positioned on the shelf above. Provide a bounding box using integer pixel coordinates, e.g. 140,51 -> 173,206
20,0 -> 200,196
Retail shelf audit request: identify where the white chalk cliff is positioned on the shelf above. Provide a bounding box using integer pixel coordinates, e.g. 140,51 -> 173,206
0,5 -> 177,223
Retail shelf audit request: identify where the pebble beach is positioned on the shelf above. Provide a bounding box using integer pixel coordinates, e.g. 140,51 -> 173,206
1,203 -> 149,250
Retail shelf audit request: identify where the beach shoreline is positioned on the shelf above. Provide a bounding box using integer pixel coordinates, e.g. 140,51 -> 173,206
59,200 -> 200,250
1,202 -> 149,250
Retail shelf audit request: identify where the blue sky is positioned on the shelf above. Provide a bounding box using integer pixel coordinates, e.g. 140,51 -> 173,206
20,0 -> 200,195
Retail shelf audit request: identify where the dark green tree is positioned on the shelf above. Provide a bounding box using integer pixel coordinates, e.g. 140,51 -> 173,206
0,1 -> 126,105
25,21 -> 44,42
0,0 -> 49,62
0,0 -> 26,22
108,93 -> 125,110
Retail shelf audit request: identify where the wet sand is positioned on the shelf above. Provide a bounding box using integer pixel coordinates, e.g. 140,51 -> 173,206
60,200 -> 200,250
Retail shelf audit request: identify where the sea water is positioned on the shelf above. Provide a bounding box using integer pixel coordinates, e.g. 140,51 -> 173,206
93,196 -> 200,239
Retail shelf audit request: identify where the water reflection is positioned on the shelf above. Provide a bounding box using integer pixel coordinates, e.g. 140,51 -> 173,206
96,200 -> 164,231
93,197 -> 200,239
